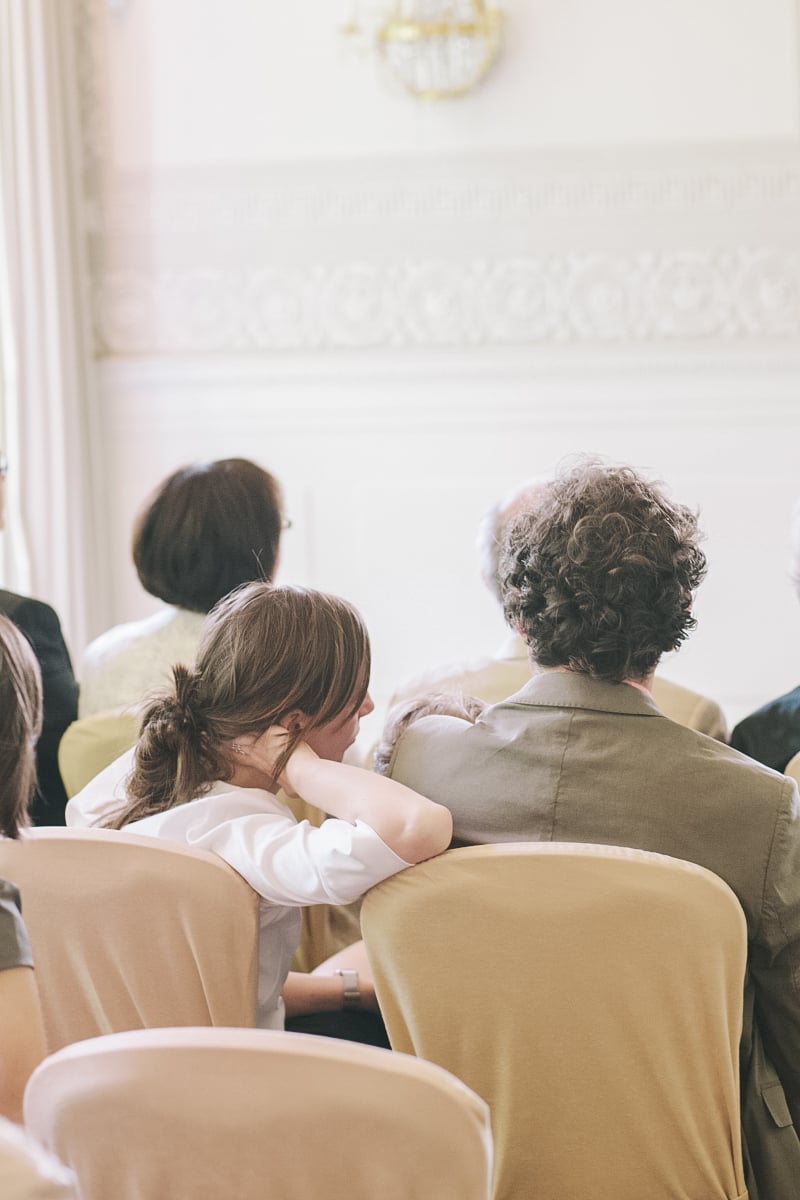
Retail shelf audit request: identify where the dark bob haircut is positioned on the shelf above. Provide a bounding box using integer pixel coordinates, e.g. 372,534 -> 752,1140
501,461 -> 707,683
133,459 -> 284,613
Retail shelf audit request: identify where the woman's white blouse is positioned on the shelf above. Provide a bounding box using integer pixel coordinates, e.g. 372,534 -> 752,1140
66,751 -> 410,1029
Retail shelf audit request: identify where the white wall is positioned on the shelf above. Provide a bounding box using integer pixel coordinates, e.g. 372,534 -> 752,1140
77,0 -> 800,738
97,0 -> 799,163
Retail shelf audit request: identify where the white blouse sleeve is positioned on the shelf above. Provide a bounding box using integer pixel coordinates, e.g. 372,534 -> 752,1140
180,808 -> 412,906
68,761 -> 413,907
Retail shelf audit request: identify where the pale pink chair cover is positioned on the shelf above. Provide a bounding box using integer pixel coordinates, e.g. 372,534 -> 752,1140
362,841 -> 748,1200
25,1026 -> 493,1200
0,828 -> 259,1051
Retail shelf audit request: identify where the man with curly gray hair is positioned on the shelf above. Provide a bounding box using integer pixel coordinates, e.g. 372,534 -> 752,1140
389,459 -> 800,1198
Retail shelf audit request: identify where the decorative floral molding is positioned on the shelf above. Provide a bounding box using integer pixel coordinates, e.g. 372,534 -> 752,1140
93,250 -> 800,355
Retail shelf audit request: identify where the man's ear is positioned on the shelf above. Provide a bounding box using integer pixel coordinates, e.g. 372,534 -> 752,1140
280,709 -> 311,734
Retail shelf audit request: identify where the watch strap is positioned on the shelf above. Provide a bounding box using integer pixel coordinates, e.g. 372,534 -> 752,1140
334,968 -> 361,1010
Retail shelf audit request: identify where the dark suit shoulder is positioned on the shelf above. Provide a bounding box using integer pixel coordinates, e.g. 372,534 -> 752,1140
0,590 -> 73,667
0,589 -> 61,630
730,686 -> 800,773
0,590 -> 78,824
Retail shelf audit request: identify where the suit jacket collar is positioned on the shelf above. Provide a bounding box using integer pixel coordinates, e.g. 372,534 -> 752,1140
507,669 -> 663,717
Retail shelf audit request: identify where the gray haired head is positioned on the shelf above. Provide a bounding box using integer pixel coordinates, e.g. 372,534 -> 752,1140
477,479 -> 550,607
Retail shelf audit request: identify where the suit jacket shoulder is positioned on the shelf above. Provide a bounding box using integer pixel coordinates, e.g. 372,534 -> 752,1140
0,589 -> 61,637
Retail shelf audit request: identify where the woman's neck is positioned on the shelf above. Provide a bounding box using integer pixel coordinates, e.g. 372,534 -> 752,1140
227,764 -> 276,792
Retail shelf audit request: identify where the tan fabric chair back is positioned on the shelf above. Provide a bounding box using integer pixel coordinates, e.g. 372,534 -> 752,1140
362,842 -> 748,1200
0,829 -> 258,1052
784,751 -> 800,787
57,710 -> 139,798
25,1026 -> 493,1200
650,675 -> 728,741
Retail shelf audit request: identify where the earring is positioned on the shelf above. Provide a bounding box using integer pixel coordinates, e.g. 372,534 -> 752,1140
231,743 -> 245,755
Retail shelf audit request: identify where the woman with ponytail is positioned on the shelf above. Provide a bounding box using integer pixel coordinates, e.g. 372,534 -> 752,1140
67,583 -> 452,1037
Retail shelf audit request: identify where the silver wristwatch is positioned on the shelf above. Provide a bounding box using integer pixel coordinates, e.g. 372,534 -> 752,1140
334,968 -> 361,1010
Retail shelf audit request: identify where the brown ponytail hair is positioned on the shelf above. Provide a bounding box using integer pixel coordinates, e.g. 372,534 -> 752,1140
0,615 -> 43,838
106,583 -> 370,828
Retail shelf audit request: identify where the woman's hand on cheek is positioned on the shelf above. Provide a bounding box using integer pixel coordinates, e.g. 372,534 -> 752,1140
277,738 -> 319,799
230,725 -> 321,798
227,726 -> 291,788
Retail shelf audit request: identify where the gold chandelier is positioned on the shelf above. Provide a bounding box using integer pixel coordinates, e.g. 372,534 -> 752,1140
375,1 -> 505,100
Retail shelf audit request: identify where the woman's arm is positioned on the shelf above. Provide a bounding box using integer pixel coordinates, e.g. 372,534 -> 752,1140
235,732 -> 453,864
283,745 -> 452,863
283,940 -> 378,1016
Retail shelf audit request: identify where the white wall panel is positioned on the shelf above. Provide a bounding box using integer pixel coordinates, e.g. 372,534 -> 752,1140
94,349 -> 800,733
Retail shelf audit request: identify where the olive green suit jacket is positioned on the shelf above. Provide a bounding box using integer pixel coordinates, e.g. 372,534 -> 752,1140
390,671 -> 800,1200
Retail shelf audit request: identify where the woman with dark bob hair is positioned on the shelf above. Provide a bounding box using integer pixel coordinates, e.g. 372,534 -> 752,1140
0,615 -> 48,1122
68,583 -> 452,1036
78,458 -> 285,717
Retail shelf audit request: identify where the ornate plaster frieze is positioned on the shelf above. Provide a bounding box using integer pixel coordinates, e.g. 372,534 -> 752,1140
92,249 -> 800,355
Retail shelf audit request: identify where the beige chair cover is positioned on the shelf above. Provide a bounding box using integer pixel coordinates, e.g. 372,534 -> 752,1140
784,751 -> 800,787
362,842 -> 748,1200
0,829 -> 258,1052
25,1026 -> 493,1200
57,710 -> 139,798
650,675 -> 728,741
